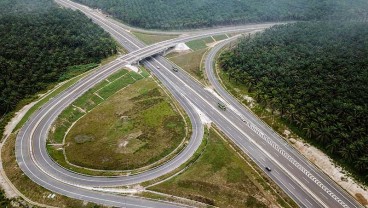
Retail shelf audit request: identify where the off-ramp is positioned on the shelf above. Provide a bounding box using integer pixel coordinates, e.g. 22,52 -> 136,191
13,0 -> 363,207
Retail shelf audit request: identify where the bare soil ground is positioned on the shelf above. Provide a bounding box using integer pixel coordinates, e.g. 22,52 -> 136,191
288,134 -> 368,206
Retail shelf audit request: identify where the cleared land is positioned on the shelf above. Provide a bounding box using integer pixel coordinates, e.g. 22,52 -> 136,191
149,128 -> 296,207
132,31 -> 178,45
49,68 -> 187,171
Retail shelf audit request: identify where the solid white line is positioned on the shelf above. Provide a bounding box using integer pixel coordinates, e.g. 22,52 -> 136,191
287,163 -> 295,170
303,177 -> 311,184
289,182 -> 296,190
152,58 -> 330,208
320,192 -> 329,200
306,198 -> 313,206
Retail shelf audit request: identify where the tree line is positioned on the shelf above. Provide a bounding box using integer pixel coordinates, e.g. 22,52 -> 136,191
73,0 -> 368,29
0,0 -> 117,136
219,21 -> 368,182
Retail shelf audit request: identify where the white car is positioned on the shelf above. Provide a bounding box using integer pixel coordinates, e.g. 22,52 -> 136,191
156,65 -> 160,69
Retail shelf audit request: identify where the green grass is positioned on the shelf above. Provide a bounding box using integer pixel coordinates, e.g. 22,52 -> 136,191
139,66 -> 150,78
58,63 -> 99,81
141,127 -> 209,187
132,31 -> 178,45
98,74 -> 136,99
49,69 -> 132,144
107,68 -> 128,82
168,48 -> 207,82
149,128 -> 296,207
129,71 -> 144,80
49,74 -> 187,171
213,34 -> 228,41
186,37 -> 215,51
202,36 -> 215,44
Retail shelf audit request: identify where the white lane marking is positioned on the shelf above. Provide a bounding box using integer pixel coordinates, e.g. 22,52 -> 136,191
22,56 -> 203,188
273,175 -> 309,208
306,198 -> 313,206
289,183 -> 296,190
303,177 -> 311,184
320,192 -> 329,200
287,163 -> 295,170
152,58 -> 336,208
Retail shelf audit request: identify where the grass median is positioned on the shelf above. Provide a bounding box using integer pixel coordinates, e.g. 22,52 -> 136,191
147,127 -> 297,207
132,31 -> 178,45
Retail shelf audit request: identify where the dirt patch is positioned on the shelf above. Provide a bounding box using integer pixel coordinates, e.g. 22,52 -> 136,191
74,135 -> 94,144
0,142 -> 18,199
243,94 -> 255,108
291,137 -> 368,205
116,131 -> 143,154
3,101 -> 37,139
356,193 -> 368,206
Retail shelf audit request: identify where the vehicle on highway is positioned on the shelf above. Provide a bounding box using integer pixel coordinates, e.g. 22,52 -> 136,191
157,65 -> 160,69
265,166 -> 272,171
217,102 -> 226,110
172,66 -> 178,72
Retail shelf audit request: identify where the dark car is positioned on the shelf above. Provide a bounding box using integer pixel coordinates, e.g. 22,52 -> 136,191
265,166 -> 272,171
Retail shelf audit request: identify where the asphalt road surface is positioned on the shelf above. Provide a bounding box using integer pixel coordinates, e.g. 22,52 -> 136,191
14,0 -> 363,207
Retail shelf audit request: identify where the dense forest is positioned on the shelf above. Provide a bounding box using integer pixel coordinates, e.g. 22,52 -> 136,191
219,21 -> 368,181
74,0 -> 368,29
0,0 -> 117,135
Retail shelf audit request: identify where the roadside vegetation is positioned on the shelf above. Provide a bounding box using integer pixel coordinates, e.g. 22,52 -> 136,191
48,68 -> 187,171
132,31 -> 178,45
148,127 -> 297,208
0,0 -> 117,138
73,0 -> 368,30
218,21 -> 368,184
0,189 -> 11,207
2,134 -> 105,207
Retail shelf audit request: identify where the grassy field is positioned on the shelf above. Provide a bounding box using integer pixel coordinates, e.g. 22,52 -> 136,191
168,48 -> 207,82
149,128 -> 296,207
64,78 -> 186,170
132,31 -> 178,45
48,67 -> 187,171
186,39 -> 210,51
2,133 -> 105,208
49,69 -> 146,144
213,34 -> 228,41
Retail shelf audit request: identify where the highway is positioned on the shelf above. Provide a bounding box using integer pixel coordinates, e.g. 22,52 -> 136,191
204,38 -> 363,208
13,0 -> 363,207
